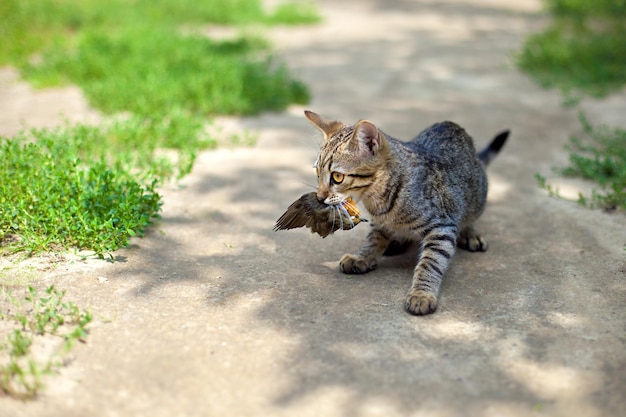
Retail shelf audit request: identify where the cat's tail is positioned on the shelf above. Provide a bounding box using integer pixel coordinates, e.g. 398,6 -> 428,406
478,130 -> 509,165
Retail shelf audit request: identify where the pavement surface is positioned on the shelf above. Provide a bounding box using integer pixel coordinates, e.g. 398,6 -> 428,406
1,1 -> 626,416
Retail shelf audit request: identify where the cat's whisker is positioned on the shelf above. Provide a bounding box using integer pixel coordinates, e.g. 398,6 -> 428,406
338,205 -> 347,229
347,211 -> 356,229
312,136 -> 323,149
297,133 -> 322,155
343,199 -> 358,214
336,205 -> 344,231
330,205 -> 337,232
340,204 -> 355,229
298,181 -> 317,190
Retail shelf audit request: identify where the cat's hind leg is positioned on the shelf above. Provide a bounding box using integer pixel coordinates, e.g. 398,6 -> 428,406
339,227 -> 390,274
405,227 -> 457,315
456,225 -> 488,252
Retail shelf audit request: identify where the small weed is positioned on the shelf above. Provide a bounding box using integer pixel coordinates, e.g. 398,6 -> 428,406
228,130 -> 258,147
535,173 -> 563,199
561,114 -> 626,210
536,113 -> 626,210
0,285 -> 92,398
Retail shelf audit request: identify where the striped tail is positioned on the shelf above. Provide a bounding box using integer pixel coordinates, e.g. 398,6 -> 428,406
478,130 -> 510,165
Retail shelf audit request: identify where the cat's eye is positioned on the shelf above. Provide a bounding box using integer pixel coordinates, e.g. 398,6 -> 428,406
331,172 -> 344,184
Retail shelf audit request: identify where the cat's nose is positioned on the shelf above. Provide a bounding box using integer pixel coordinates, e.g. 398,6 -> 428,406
316,189 -> 328,203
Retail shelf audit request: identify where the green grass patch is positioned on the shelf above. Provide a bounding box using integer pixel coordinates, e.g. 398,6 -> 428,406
0,120 -> 195,257
2,0 -> 315,120
1,0 -> 315,118
23,30 -> 309,117
0,112 -> 219,258
536,113 -> 626,210
0,0 -> 320,65
517,0 -> 626,97
0,285 -> 92,399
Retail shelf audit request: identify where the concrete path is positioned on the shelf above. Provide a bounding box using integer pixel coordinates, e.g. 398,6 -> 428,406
1,1 -> 625,416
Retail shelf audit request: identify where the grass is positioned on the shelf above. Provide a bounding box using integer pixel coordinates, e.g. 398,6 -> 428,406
0,0 -> 320,66
517,0 -> 626,97
23,31 -> 310,118
0,0 -> 318,257
6,0 -> 315,119
536,113 -> 626,210
0,285 -> 92,398
0,125 -> 164,258
518,1 -> 626,211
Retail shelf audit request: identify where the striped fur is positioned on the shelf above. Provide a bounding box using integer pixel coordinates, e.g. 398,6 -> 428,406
305,111 -> 509,315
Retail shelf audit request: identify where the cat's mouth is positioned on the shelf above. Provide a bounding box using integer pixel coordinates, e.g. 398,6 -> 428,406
339,197 -> 366,223
322,193 -> 344,206
326,197 -> 368,232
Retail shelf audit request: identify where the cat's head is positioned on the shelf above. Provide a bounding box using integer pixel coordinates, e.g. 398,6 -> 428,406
305,110 -> 387,205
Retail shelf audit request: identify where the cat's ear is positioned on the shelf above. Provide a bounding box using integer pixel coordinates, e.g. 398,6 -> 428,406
351,120 -> 382,157
304,110 -> 343,139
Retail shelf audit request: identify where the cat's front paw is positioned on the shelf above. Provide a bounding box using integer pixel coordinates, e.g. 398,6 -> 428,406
405,290 -> 438,315
339,254 -> 376,274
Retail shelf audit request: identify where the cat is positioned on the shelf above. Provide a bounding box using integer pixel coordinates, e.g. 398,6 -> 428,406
304,110 -> 509,315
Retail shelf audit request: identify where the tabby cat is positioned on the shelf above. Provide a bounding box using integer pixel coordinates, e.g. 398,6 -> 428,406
305,110 -> 509,315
